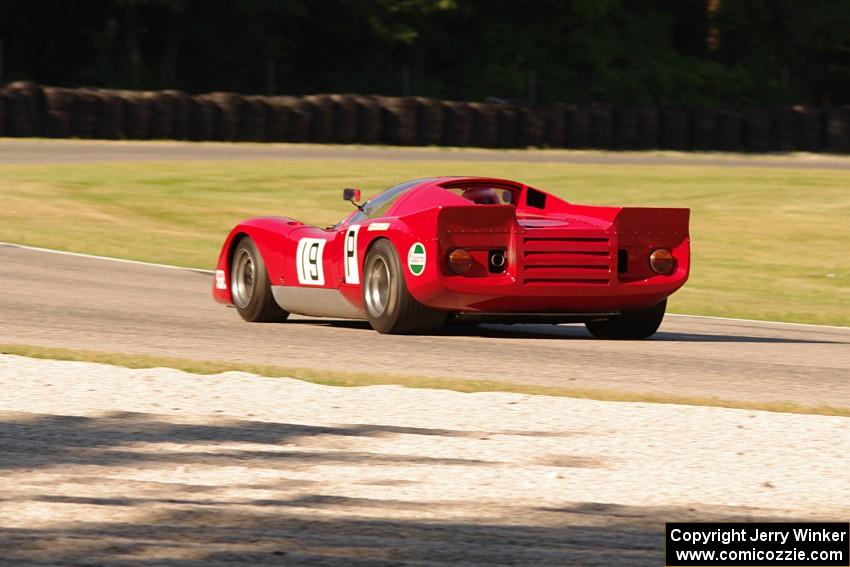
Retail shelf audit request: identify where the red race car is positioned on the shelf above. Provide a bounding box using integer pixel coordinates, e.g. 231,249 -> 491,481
213,177 -> 690,338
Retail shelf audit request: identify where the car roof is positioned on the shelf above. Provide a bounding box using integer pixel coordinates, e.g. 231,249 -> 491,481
415,176 -> 525,190
377,176 -> 528,218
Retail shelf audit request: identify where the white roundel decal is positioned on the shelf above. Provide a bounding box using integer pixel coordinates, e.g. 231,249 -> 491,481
407,242 -> 426,276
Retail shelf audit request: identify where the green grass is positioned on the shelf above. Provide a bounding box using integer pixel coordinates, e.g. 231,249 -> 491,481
0,155 -> 848,325
3,343 -> 848,417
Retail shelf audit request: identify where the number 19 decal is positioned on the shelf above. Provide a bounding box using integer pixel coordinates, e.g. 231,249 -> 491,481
296,238 -> 327,285
344,225 -> 360,284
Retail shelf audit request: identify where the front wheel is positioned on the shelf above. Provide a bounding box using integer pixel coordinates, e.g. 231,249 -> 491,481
362,239 -> 446,334
231,237 -> 289,323
585,299 -> 666,340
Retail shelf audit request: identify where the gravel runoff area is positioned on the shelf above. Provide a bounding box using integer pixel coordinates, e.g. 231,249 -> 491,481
1,355 -> 848,566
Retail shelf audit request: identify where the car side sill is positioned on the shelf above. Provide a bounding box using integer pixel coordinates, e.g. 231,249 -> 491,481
272,285 -> 365,320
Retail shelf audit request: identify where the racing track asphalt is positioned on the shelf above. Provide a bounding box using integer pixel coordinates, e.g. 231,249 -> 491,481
4,138 -> 850,169
2,245 -> 848,411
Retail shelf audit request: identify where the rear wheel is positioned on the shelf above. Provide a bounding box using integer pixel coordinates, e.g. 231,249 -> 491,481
231,237 -> 289,323
363,239 -> 446,334
585,299 -> 666,340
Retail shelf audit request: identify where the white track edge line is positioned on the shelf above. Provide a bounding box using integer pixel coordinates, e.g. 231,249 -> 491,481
3,241 -> 847,330
666,313 -> 849,330
0,242 -> 215,274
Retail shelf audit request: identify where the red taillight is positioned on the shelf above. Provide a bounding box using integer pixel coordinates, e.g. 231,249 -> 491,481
649,248 -> 675,274
447,248 -> 473,274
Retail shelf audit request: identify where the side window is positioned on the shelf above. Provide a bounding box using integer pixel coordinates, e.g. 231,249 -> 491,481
525,187 -> 547,209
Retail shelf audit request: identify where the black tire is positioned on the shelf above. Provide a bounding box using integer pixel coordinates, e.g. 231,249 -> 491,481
585,299 -> 666,340
362,239 -> 447,334
230,237 -> 289,323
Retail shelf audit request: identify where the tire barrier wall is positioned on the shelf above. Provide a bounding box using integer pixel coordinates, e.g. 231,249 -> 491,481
2,81 -> 849,153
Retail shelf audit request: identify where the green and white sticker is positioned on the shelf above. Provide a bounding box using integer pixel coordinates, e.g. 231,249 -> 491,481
407,242 -> 426,276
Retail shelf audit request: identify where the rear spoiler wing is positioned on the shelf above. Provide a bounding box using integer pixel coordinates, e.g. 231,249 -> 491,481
437,205 -> 517,236
614,207 -> 690,247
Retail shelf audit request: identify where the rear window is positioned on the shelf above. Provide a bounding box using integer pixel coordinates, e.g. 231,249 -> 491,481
443,185 -> 517,206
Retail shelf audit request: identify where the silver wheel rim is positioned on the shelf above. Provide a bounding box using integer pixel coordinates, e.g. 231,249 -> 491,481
365,256 -> 391,316
231,249 -> 255,309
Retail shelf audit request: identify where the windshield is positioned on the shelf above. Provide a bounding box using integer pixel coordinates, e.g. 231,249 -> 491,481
345,179 -> 425,224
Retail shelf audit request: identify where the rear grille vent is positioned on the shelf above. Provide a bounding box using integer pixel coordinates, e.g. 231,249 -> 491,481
521,235 -> 611,285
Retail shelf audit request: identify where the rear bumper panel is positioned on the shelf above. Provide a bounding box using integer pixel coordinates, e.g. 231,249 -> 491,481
414,224 -> 690,314
418,281 -> 686,313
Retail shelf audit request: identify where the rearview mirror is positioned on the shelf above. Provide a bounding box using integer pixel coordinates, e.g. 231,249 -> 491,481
343,188 -> 361,202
